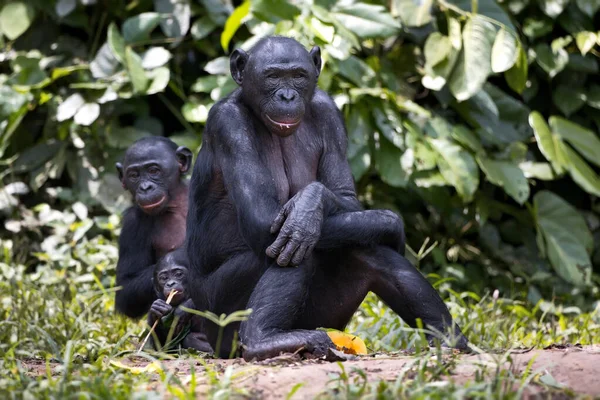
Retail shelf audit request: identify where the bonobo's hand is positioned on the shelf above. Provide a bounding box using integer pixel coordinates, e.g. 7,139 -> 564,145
149,299 -> 173,325
266,183 -> 325,267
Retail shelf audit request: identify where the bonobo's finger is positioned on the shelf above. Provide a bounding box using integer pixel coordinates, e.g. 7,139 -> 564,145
277,238 -> 300,267
290,243 -> 309,266
266,231 -> 289,258
270,207 -> 288,234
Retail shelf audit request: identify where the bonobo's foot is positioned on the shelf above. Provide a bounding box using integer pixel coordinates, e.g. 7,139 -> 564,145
182,332 -> 214,354
242,330 -> 333,362
428,331 -> 470,352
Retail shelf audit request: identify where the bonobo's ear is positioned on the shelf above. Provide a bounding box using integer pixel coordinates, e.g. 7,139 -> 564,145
309,46 -> 322,78
115,162 -> 126,189
175,146 -> 193,174
230,48 -> 248,85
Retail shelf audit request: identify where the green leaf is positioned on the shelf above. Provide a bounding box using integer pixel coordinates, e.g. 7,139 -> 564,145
519,161 -> 555,180
332,2 -> 400,38
55,0 -> 77,18
191,16 -> 217,40
309,17 -> 334,43
107,23 -> 126,64
557,3 -> 594,33
586,85 -> 600,109
125,47 -> 149,93
491,29 -> 518,73
575,0 -> 600,17
429,138 -> 479,201
538,0 -> 569,18
451,125 -> 484,153
122,12 -> 162,43
504,43 -> 528,93
575,31 -> 597,55
182,102 -> 210,123
73,103 -> 100,126
448,17 -> 496,101
446,0 -> 515,31
90,42 -> 120,78
191,76 -> 220,93
56,93 -> 85,122
529,111 -> 565,174
393,0 -> 433,28
551,85 -> 586,116
0,1 -> 35,40
534,43 -> 568,78
146,67 -> 170,94
477,157 -> 530,204
376,137 -> 408,187
154,0 -> 191,38
221,0 -> 249,52
424,32 -> 451,67
550,117 -> 600,168
251,0 -> 300,24
522,16 -> 554,39
560,141 -> 600,196
534,190 -> 592,286
140,47 -> 171,69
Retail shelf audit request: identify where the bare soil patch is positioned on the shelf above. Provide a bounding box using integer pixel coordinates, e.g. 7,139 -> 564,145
20,345 -> 600,399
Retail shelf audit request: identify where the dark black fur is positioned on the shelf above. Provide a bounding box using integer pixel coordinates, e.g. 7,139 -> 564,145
186,36 -> 468,361
115,137 -> 192,318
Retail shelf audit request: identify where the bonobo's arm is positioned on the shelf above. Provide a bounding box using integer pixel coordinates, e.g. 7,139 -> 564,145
115,209 -> 156,319
208,102 -> 281,257
267,92 -> 405,264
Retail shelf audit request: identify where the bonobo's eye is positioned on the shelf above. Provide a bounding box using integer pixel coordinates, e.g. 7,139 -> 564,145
294,72 -> 307,80
127,171 -> 139,181
148,166 -> 161,176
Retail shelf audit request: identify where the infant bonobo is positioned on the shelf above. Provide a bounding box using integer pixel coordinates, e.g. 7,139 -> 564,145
146,249 -> 212,353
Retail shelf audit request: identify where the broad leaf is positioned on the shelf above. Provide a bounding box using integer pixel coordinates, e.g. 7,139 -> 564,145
393,0 -> 433,28
332,2 -> 400,38
107,23 -> 126,64
538,0 -> 569,18
251,0 -> 300,24
587,85 -> 600,109
519,161 -> 555,180
73,103 -> 100,126
534,43 -> 568,78
560,142 -> 600,197
429,138 -> 479,201
154,0 -> 191,38
376,137 -> 409,187
122,12 -> 162,43
575,31 -> 597,55
477,157 -> 530,204
191,16 -> 217,40
550,117 -> 600,168
448,17 -> 496,101
182,102 -> 210,123
0,1 -> 35,40
55,0 -> 77,18
446,0 -> 515,31
575,0 -> 600,17
491,29 -> 518,73
90,42 -> 120,78
56,93 -> 85,122
125,47 -> 149,93
534,190 -> 592,286
522,16 -> 553,38
504,43 -> 528,93
424,33 -> 451,67
529,111 -> 564,174
551,85 -> 586,116
146,67 -> 170,94
221,0 -> 249,51
141,47 -> 172,69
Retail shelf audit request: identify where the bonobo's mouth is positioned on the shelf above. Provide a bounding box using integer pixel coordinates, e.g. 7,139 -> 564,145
166,290 -> 185,305
264,114 -> 301,133
139,195 -> 167,213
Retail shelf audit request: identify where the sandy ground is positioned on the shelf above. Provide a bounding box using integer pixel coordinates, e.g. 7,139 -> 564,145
21,345 -> 600,399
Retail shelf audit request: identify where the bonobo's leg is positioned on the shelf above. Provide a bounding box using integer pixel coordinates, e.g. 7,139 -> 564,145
363,246 -> 468,348
240,257 -> 339,361
182,332 -> 214,353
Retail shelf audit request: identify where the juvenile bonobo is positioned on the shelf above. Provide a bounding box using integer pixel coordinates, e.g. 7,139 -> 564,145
146,249 -> 213,353
115,136 -> 192,319
186,36 -> 469,361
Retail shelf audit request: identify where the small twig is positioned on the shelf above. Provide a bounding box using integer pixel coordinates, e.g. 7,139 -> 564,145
137,290 -> 178,353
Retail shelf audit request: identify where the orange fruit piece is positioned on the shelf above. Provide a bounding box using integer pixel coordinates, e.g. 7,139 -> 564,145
326,331 -> 367,355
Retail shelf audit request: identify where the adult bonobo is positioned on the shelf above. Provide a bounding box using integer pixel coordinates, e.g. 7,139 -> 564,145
186,36 -> 469,361
115,136 -> 192,319
145,249 -> 213,353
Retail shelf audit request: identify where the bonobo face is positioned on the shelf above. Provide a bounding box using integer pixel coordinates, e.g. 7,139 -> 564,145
230,37 -> 322,137
155,264 -> 188,305
116,140 -> 191,215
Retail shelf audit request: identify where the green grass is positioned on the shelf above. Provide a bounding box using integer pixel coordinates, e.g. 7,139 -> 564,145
1,234 -> 599,399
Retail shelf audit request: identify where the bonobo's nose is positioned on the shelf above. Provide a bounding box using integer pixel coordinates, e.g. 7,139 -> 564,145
278,89 -> 296,102
140,182 -> 153,192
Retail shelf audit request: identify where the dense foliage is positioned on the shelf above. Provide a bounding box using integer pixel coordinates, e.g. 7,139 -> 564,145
1,0 -> 600,311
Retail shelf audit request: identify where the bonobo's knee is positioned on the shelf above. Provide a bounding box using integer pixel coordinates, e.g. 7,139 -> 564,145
379,210 -> 406,255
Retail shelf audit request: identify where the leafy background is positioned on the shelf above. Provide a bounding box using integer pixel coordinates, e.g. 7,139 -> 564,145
1,0 -> 600,343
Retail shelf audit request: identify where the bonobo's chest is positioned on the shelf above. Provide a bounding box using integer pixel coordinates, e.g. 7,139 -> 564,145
261,125 -> 320,204
152,210 -> 187,259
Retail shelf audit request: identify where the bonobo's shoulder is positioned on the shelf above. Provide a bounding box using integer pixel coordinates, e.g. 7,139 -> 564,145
206,90 -> 246,128
311,89 -> 340,114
